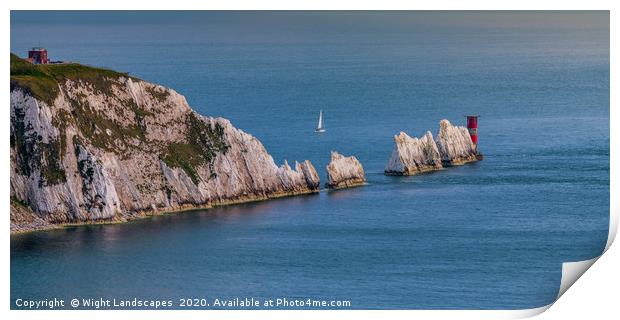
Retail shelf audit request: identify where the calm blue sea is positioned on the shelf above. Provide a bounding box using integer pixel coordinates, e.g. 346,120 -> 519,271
10,11 -> 609,309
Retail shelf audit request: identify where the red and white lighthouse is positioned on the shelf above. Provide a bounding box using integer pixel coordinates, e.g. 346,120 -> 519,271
466,115 -> 479,145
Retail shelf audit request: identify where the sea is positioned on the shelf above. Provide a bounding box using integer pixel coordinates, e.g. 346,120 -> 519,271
10,11 -> 610,309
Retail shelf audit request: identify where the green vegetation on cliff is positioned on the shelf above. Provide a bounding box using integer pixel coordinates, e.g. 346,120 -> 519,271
161,113 -> 229,184
11,53 -> 230,187
10,101 -> 67,187
10,53 -> 131,105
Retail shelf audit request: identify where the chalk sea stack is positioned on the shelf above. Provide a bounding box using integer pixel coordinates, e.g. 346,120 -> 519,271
325,151 -> 366,189
435,119 -> 479,165
10,54 -> 320,232
384,131 -> 443,176
385,119 -> 481,176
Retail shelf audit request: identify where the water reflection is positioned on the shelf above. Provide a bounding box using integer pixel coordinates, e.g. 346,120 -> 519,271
11,193 -> 321,255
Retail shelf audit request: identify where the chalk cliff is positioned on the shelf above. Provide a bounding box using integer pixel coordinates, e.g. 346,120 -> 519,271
325,151 -> 366,189
385,119 -> 480,175
10,54 -> 320,232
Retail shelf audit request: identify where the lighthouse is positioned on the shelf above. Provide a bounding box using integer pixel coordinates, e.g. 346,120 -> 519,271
466,115 -> 483,160
466,115 -> 479,145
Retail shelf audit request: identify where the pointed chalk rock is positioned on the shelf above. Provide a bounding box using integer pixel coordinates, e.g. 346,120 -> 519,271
385,131 -> 443,175
326,151 -> 366,189
384,119 -> 482,176
435,119 -> 479,165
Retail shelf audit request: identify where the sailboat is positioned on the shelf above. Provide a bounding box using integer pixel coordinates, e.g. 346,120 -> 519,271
315,110 -> 326,133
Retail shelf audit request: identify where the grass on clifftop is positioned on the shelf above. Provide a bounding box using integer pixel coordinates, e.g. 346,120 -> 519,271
10,53 -> 139,186
10,53 -> 132,105
11,53 -> 230,187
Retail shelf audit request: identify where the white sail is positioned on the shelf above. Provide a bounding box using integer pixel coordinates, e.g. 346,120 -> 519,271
315,110 -> 325,132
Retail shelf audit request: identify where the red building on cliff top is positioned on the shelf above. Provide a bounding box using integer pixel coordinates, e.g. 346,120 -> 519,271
27,47 -> 49,64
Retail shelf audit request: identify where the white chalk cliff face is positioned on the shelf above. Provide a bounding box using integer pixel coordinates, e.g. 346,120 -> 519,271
385,120 -> 480,175
10,57 -> 320,232
325,151 -> 366,189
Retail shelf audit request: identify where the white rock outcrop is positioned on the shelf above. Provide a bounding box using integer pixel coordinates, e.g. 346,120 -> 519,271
385,119 -> 481,175
435,119 -> 478,165
325,151 -> 366,189
384,131 -> 442,175
10,65 -> 320,232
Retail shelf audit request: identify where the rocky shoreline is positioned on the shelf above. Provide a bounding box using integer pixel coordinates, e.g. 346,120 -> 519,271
11,189 -> 320,234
